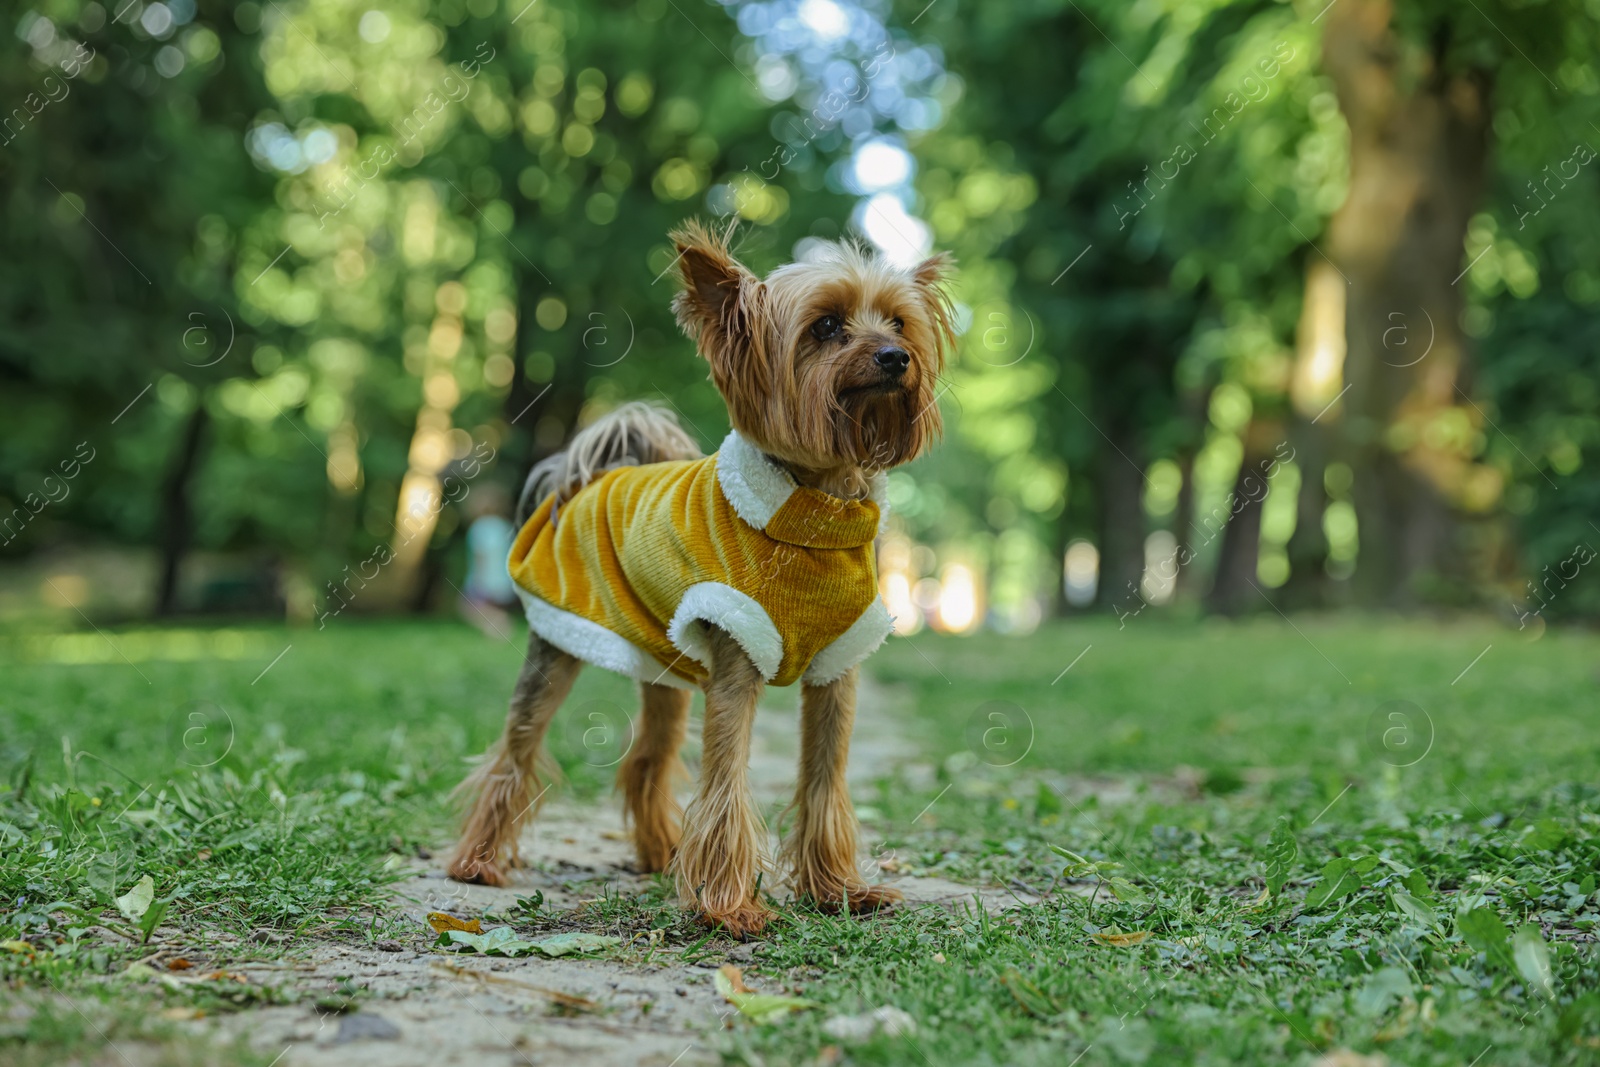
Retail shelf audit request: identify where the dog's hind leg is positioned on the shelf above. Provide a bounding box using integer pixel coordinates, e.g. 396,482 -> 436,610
783,668 -> 902,913
447,631 -> 580,886
674,627 -> 773,938
618,681 -> 691,873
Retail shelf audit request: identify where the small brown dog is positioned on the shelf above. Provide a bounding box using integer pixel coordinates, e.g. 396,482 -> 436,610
448,221 -> 953,937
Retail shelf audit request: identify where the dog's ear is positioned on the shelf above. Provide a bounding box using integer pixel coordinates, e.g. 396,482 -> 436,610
910,250 -> 956,361
669,220 -> 761,378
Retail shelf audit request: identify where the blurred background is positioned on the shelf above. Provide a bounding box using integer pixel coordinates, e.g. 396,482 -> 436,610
3,0 -> 1598,640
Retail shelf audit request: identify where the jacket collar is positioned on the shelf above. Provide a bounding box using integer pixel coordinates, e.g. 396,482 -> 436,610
715,431 -> 888,539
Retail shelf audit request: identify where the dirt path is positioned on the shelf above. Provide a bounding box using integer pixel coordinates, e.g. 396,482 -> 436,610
184,680 -> 1024,1067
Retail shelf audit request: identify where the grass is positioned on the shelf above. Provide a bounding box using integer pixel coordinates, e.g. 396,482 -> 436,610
2,616 -> 1598,1065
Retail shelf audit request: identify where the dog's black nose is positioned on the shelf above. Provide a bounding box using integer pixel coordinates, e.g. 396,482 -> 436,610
873,346 -> 910,376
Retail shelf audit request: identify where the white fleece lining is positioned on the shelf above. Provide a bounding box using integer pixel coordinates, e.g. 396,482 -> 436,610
866,469 -> 890,536
802,598 -> 895,685
667,581 -> 785,682
717,430 -> 893,535
516,587 -> 696,690
715,431 -> 795,530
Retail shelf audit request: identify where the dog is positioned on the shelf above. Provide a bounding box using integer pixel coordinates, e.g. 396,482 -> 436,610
447,221 -> 954,937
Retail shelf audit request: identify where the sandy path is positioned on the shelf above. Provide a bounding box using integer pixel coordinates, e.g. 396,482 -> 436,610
184,679 -> 1025,1067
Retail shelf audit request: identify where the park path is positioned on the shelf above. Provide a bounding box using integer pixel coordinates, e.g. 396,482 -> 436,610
194,679 -> 1029,1067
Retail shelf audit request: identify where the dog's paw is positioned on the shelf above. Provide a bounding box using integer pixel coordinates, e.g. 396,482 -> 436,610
802,882 -> 902,915
698,902 -> 775,941
446,852 -> 510,887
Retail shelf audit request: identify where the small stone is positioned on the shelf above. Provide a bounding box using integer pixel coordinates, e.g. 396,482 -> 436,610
335,1013 -> 401,1043
376,940 -> 403,953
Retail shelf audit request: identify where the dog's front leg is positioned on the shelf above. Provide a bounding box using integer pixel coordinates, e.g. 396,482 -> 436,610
674,627 -> 773,938
785,667 -> 902,913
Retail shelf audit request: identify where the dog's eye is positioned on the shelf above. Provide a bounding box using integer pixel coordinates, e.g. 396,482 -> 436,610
810,315 -> 843,342
891,317 -> 905,333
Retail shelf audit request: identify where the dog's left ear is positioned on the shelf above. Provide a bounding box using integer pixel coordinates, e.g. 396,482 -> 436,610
669,220 -> 762,384
911,251 -> 956,356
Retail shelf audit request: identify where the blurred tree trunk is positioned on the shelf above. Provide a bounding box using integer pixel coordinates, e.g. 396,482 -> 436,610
1322,0 -> 1492,608
1283,259 -> 1346,608
1205,420 -> 1279,615
1091,428 -> 1145,614
1281,418 -> 1331,608
155,404 -> 209,617
1171,450 -> 1198,601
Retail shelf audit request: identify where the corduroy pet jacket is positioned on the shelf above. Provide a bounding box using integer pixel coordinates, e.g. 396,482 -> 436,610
507,432 -> 895,689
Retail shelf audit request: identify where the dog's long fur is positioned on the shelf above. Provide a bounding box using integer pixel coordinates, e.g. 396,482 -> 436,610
450,221 -> 954,937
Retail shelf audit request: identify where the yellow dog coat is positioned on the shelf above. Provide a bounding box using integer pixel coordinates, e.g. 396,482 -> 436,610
508,432 -> 895,689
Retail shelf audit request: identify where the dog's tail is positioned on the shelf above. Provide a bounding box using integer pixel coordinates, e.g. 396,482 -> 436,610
515,401 -> 703,525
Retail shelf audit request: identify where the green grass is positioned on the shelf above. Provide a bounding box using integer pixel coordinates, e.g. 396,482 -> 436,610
3,617 -> 1598,1065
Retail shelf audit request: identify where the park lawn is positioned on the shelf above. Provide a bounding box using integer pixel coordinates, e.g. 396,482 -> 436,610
2,616 -> 1598,1065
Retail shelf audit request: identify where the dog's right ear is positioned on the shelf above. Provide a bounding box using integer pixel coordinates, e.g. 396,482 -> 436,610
669,220 -> 761,380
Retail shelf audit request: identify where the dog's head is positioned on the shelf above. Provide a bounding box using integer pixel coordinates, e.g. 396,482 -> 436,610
670,220 -> 954,473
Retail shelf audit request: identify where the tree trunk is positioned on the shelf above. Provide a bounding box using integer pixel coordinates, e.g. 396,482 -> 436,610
1171,450 -> 1198,602
1205,421 -> 1278,615
1281,417 -> 1331,609
155,404 -> 209,617
1092,428 -> 1145,615
1321,0 -> 1492,608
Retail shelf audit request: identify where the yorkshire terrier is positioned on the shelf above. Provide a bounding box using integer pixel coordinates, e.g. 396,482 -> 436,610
447,221 -> 954,937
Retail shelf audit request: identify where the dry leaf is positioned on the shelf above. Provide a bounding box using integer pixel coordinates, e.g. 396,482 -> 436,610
719,964 -> 753,994
160,1006 -> 206,1021
600,829 -> 629,841
427,912 -> 483,935
1,940 -> 33,955
194,849 -> 211,862
1092,930 -> 1153,947
167,958 -> 193,971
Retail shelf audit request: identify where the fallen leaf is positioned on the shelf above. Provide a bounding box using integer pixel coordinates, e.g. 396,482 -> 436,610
719,965 -> 753,994
714,968 -> 816,1023
530,932 -> 622,957
160,1006 -> 206,1021
427,912 -> 483,935
1,940 -> 33,955
1093,930 -> 1153,947
438,926 -> 620,958
167,958 -> 193,971
1305,858 -> 1363,910
440,926 -> 528,955
194,849 -> 211,862
1514,923 -> 1555,1000
600,829 -> 629,841
116,875 -> 155,923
